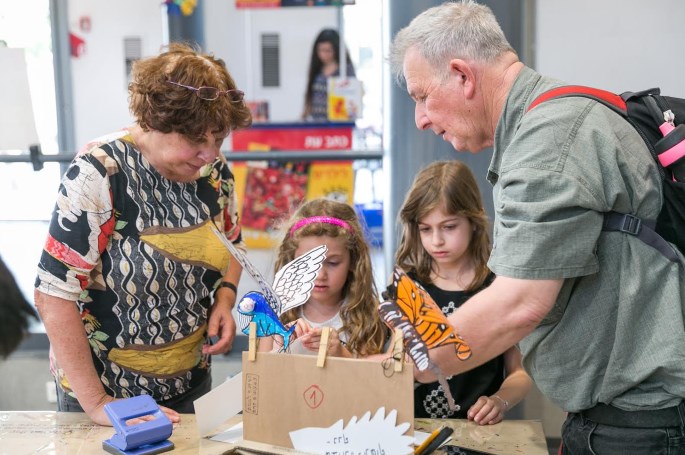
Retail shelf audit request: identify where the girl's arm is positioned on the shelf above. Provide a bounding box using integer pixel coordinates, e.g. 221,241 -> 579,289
262,319 -> 311,352
258,335 -> 275,352
467,345 -> 532,425
299,327 -> 353,358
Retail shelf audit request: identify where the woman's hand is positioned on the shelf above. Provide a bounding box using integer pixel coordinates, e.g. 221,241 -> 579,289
86,396 -> 181,426
467,395 -> 507,425
203,294 -> 236,355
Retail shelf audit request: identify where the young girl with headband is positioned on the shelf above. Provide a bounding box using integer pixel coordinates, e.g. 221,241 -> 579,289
259,198 -> 388,357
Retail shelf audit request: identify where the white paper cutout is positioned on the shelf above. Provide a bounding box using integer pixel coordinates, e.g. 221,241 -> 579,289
210,224 -> 326,335
210,421 -> 243,444
289,407 -> 413,455
193,373 -> 242,436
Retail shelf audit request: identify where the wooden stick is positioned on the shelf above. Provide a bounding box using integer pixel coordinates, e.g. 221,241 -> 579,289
316,327 -> 331,368
248,322 -> 257,361
393,328 -> 404,372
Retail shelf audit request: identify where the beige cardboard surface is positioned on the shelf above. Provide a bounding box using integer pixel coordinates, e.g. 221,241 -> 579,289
241,351 -> 414,448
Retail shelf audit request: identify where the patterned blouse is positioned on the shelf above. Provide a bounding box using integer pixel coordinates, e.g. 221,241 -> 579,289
35,129 -> 245,402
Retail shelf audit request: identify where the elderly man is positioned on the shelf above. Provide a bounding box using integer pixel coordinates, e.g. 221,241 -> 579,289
390,1 -> 685,453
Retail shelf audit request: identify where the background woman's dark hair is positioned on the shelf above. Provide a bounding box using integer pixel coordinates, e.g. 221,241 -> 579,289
129,42 -> 252,144
303,29 -> 354,119
0,256 -> 37,358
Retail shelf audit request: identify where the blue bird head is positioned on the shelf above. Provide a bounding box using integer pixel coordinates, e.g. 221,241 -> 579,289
237,291 -> 270,316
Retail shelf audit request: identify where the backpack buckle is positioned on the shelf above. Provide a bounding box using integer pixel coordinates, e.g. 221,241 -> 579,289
619,214 -> 642,235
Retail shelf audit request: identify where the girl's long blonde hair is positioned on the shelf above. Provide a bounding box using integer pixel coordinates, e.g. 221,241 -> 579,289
276,198 -> 387,355
395,160 -> 491,292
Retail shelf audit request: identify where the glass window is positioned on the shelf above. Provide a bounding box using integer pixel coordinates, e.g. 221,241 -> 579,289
0,0 -> 60,332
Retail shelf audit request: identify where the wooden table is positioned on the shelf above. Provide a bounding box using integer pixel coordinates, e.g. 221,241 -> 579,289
0,412 -> 548,454
415,417 -> 548,454
0,412 -> 229,455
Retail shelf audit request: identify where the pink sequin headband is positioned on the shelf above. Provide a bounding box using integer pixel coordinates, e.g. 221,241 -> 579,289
289,216 -> 353,236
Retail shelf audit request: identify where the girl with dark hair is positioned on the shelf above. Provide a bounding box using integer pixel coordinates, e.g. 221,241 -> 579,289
396,160 -> 531,424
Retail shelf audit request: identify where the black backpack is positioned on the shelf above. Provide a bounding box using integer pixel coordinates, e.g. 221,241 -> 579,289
527,86 -> 685,263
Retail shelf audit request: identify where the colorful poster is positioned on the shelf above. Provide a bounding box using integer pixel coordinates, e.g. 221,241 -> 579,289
230,123 -> 354,249
234,160 -> 353,249
327,77 -> 363,121
306,161 -> 354,203
240,162 -> 310,248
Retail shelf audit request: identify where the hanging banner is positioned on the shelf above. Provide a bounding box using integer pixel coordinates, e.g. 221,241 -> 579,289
236,0 -> 279,8
232,122 -> 353,151
236,0 -> 354,8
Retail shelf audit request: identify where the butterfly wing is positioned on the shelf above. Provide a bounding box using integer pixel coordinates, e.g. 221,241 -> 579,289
210,224 -> 282,315
378,298 -> 432,371
380,266 -> 464,412
273,244 -> 327,316
386,267 -> 471,359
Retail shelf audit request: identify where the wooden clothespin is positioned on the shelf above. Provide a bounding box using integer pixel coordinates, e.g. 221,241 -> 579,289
393,328 -> 404,372
316,327 -> 331,368
248,322 -> 257,361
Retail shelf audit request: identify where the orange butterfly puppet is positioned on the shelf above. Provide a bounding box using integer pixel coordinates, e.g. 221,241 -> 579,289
380,266 -> 473,411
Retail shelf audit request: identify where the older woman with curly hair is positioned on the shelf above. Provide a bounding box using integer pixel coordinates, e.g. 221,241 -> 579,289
35,43 -> 251,425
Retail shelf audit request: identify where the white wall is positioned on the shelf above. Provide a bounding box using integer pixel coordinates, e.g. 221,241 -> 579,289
535,0 -> 685,97
64,1 -> 685,151
67,0 -> 164,147
66,1 -> 340,134
203,1 -> 338,122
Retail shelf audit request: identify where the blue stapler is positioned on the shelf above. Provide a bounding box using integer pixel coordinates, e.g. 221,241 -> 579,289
103,395 -> 174,455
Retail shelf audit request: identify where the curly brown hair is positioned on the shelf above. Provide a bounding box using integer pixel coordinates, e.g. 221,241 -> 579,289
395,160 -> 491,292
128,42 -> 252,144
276,198 -> 388,356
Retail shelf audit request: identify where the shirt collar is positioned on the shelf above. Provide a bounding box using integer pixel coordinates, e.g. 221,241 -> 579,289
489,66 -> 545,184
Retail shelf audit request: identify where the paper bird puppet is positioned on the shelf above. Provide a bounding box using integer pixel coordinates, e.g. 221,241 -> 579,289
211,225 -> 326,351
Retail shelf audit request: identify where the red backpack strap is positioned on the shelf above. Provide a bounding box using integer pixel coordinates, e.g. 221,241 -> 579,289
527,85 -> 628,117
525,85 -> 681,263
